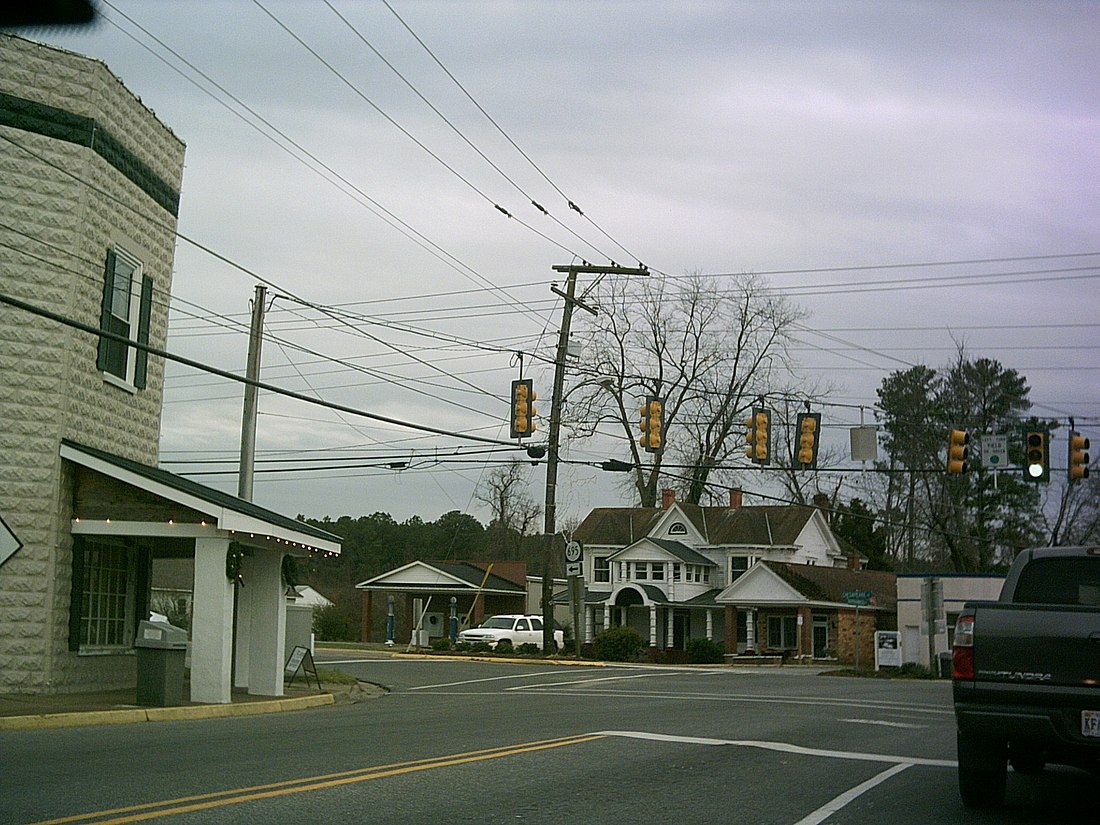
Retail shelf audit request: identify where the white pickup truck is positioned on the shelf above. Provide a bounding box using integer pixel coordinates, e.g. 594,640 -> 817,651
457,614 -> 563,652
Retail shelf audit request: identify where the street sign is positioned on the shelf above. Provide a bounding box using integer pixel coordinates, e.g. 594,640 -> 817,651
564,540 -> 583,563
981,434 -> 1008,468
565,561 -> 582,577
843,590 -> 873,606
0,513 -> 23,569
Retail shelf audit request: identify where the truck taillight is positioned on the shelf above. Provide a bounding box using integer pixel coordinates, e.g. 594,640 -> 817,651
952,615 -> 975,680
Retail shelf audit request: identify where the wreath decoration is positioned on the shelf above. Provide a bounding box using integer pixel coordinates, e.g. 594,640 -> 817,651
225,543 -> 245,587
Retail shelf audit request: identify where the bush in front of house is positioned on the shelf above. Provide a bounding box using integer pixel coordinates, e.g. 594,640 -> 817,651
686,637 -> 725,664
593,625 -> 645,662
312,603 -> 358,642
430,637 -> 452,652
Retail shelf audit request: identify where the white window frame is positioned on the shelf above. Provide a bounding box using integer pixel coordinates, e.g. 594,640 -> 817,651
98,246 -> 153,392
594,556 -> 611,583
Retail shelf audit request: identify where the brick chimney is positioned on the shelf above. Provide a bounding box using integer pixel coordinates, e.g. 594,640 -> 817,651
729,487 -> 743,509
662,488 -> 676,509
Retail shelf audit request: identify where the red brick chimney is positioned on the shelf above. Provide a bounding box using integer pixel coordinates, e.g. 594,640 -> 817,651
662,488 -> 676,509
729,487 -> 743,509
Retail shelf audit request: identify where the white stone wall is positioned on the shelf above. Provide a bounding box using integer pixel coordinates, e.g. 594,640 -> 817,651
0,35 -> 185,692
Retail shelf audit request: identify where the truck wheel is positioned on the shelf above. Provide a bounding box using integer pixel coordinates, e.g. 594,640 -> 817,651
495,639 -> 513,653
957,729 -> 1007,808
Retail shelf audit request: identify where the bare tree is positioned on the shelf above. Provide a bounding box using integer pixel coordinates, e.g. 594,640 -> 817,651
473,461 -> 541,558
566,273 -> 805,506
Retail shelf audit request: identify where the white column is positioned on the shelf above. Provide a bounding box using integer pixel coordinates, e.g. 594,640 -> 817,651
746,608 -> 757,653
648,605 -> 657,647
233,553 -> 254,689
706,609 -> 714,640
247,550 -> 287,696
585,605 -> 594,643
602,602 -> 610,630
666,609 -> 674,649
191,537 -> 234,704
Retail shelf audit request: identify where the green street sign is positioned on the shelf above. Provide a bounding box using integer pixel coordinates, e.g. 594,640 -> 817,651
843,590 -> 873,606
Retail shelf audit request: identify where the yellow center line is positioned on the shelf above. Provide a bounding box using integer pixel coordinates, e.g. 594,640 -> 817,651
29,734 -> 605,825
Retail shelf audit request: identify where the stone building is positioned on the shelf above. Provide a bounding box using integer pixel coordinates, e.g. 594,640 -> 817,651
0,35 -> 340,699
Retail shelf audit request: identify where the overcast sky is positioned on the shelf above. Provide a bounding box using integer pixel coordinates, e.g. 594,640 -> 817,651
34,0 -> 1100,527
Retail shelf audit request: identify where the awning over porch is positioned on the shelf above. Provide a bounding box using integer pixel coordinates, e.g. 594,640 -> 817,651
60,440 -> 341,705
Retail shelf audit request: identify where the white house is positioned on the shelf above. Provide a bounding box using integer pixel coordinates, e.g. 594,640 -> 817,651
569,488 -> 896,663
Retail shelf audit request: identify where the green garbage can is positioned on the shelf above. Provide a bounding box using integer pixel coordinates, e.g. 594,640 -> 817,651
134,619 -> 188,706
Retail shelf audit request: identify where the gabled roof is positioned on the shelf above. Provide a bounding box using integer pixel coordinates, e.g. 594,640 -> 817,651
640,538 -> 715,567
61,440 -> 341,554
355,560 -> 525,595
574,502 -> 819,548
738,561 -> 897,610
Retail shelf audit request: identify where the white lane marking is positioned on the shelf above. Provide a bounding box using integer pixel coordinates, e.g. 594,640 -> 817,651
408,669 -> 602,691
597,730 -> 956,767
506,672 -> 676,690
794,763 -> 912,825
514,688 -> 953,716
840,718 -> 927,729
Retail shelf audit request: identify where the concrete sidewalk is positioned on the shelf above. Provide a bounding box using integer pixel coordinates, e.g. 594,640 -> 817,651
0,680 -> 380,731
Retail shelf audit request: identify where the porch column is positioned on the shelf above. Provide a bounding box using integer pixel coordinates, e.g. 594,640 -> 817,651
247,550 -> 287,696
706,609 -> 714,641
585,604 -> 594,644
745,608 -> 757,653
232,553 -> 255,689
602,603 -> 609,630
191,536 -> 234,704
648,604 -> 658,647
666,609 -> 674,649
724,606 -> 736,653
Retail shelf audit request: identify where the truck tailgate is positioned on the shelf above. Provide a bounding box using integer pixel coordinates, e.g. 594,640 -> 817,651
974,602 -> 1100,687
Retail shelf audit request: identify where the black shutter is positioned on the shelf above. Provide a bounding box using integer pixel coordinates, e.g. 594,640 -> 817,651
133,275 -> 153,389
68,539 -> 86,652
133,542 -> 152,639
96,249 -> 117,372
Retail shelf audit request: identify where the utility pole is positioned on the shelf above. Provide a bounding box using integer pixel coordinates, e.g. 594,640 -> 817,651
238,284 -> 267,501
540,263 -> 648,651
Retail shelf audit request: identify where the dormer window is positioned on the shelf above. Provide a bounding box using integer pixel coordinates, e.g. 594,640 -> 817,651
668,522 -> 687,536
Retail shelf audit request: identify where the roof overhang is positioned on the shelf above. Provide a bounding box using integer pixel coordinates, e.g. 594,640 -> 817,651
61,441 -> 341,557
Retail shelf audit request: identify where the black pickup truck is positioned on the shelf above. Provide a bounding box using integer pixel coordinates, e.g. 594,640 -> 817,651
952,546 -> 1100,807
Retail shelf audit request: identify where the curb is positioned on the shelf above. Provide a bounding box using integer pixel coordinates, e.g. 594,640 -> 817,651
0,693 -> 335,731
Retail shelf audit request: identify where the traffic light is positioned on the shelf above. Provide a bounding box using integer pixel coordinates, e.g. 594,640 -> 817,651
639,397 -> 664,453
796,412 -> 821,469
510,379 -> 536,439
1069,431 -> 1090,482
1024,430 -> 1049,482
946,428 -> 970,474
744,407 -> 771,465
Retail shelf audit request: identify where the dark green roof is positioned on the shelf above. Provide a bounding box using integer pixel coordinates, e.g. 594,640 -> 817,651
762,561 -> 897,610
62,439 -> 341,547
646,539 -> 715,567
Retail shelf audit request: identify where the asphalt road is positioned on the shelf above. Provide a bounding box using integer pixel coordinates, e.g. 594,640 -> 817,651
1,654 -> 1094,825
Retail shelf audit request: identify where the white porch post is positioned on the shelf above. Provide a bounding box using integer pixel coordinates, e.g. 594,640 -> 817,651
666,609 -> 674,649
745,608 -> 757,653
233,553 -> 255,689
247,550 -> 287,696
585,604 -> 594,644
648,604 -> 658,647
706,609 -> 714,640
602,603 -> 609,630
191,537 -> 234,704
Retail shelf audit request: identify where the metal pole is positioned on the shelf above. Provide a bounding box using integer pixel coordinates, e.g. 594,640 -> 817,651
238,284 -> 267,501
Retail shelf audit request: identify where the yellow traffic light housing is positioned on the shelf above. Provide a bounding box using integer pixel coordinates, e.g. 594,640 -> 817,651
796,412 -> 821,469
1069,431 -> 1090,482
744,406 -> 771,465
639,397 -> 664,453
1024,430 -> 1049,482
510,379 -> 536,439
946,428 -> 970,474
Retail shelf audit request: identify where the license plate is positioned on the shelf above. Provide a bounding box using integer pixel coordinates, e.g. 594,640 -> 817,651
1084,710 -> 1100,738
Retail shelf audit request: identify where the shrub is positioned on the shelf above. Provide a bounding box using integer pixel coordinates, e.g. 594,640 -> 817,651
430,637 -> 452,652
312,603 -> 357,642
516,643 -> 539,655
495,639 -> 514,653
454,641 -> 472,652
686,638 -> 725,664
897,661 -> 935,679
593,625 -> 645,662
470,641 -> 493,654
